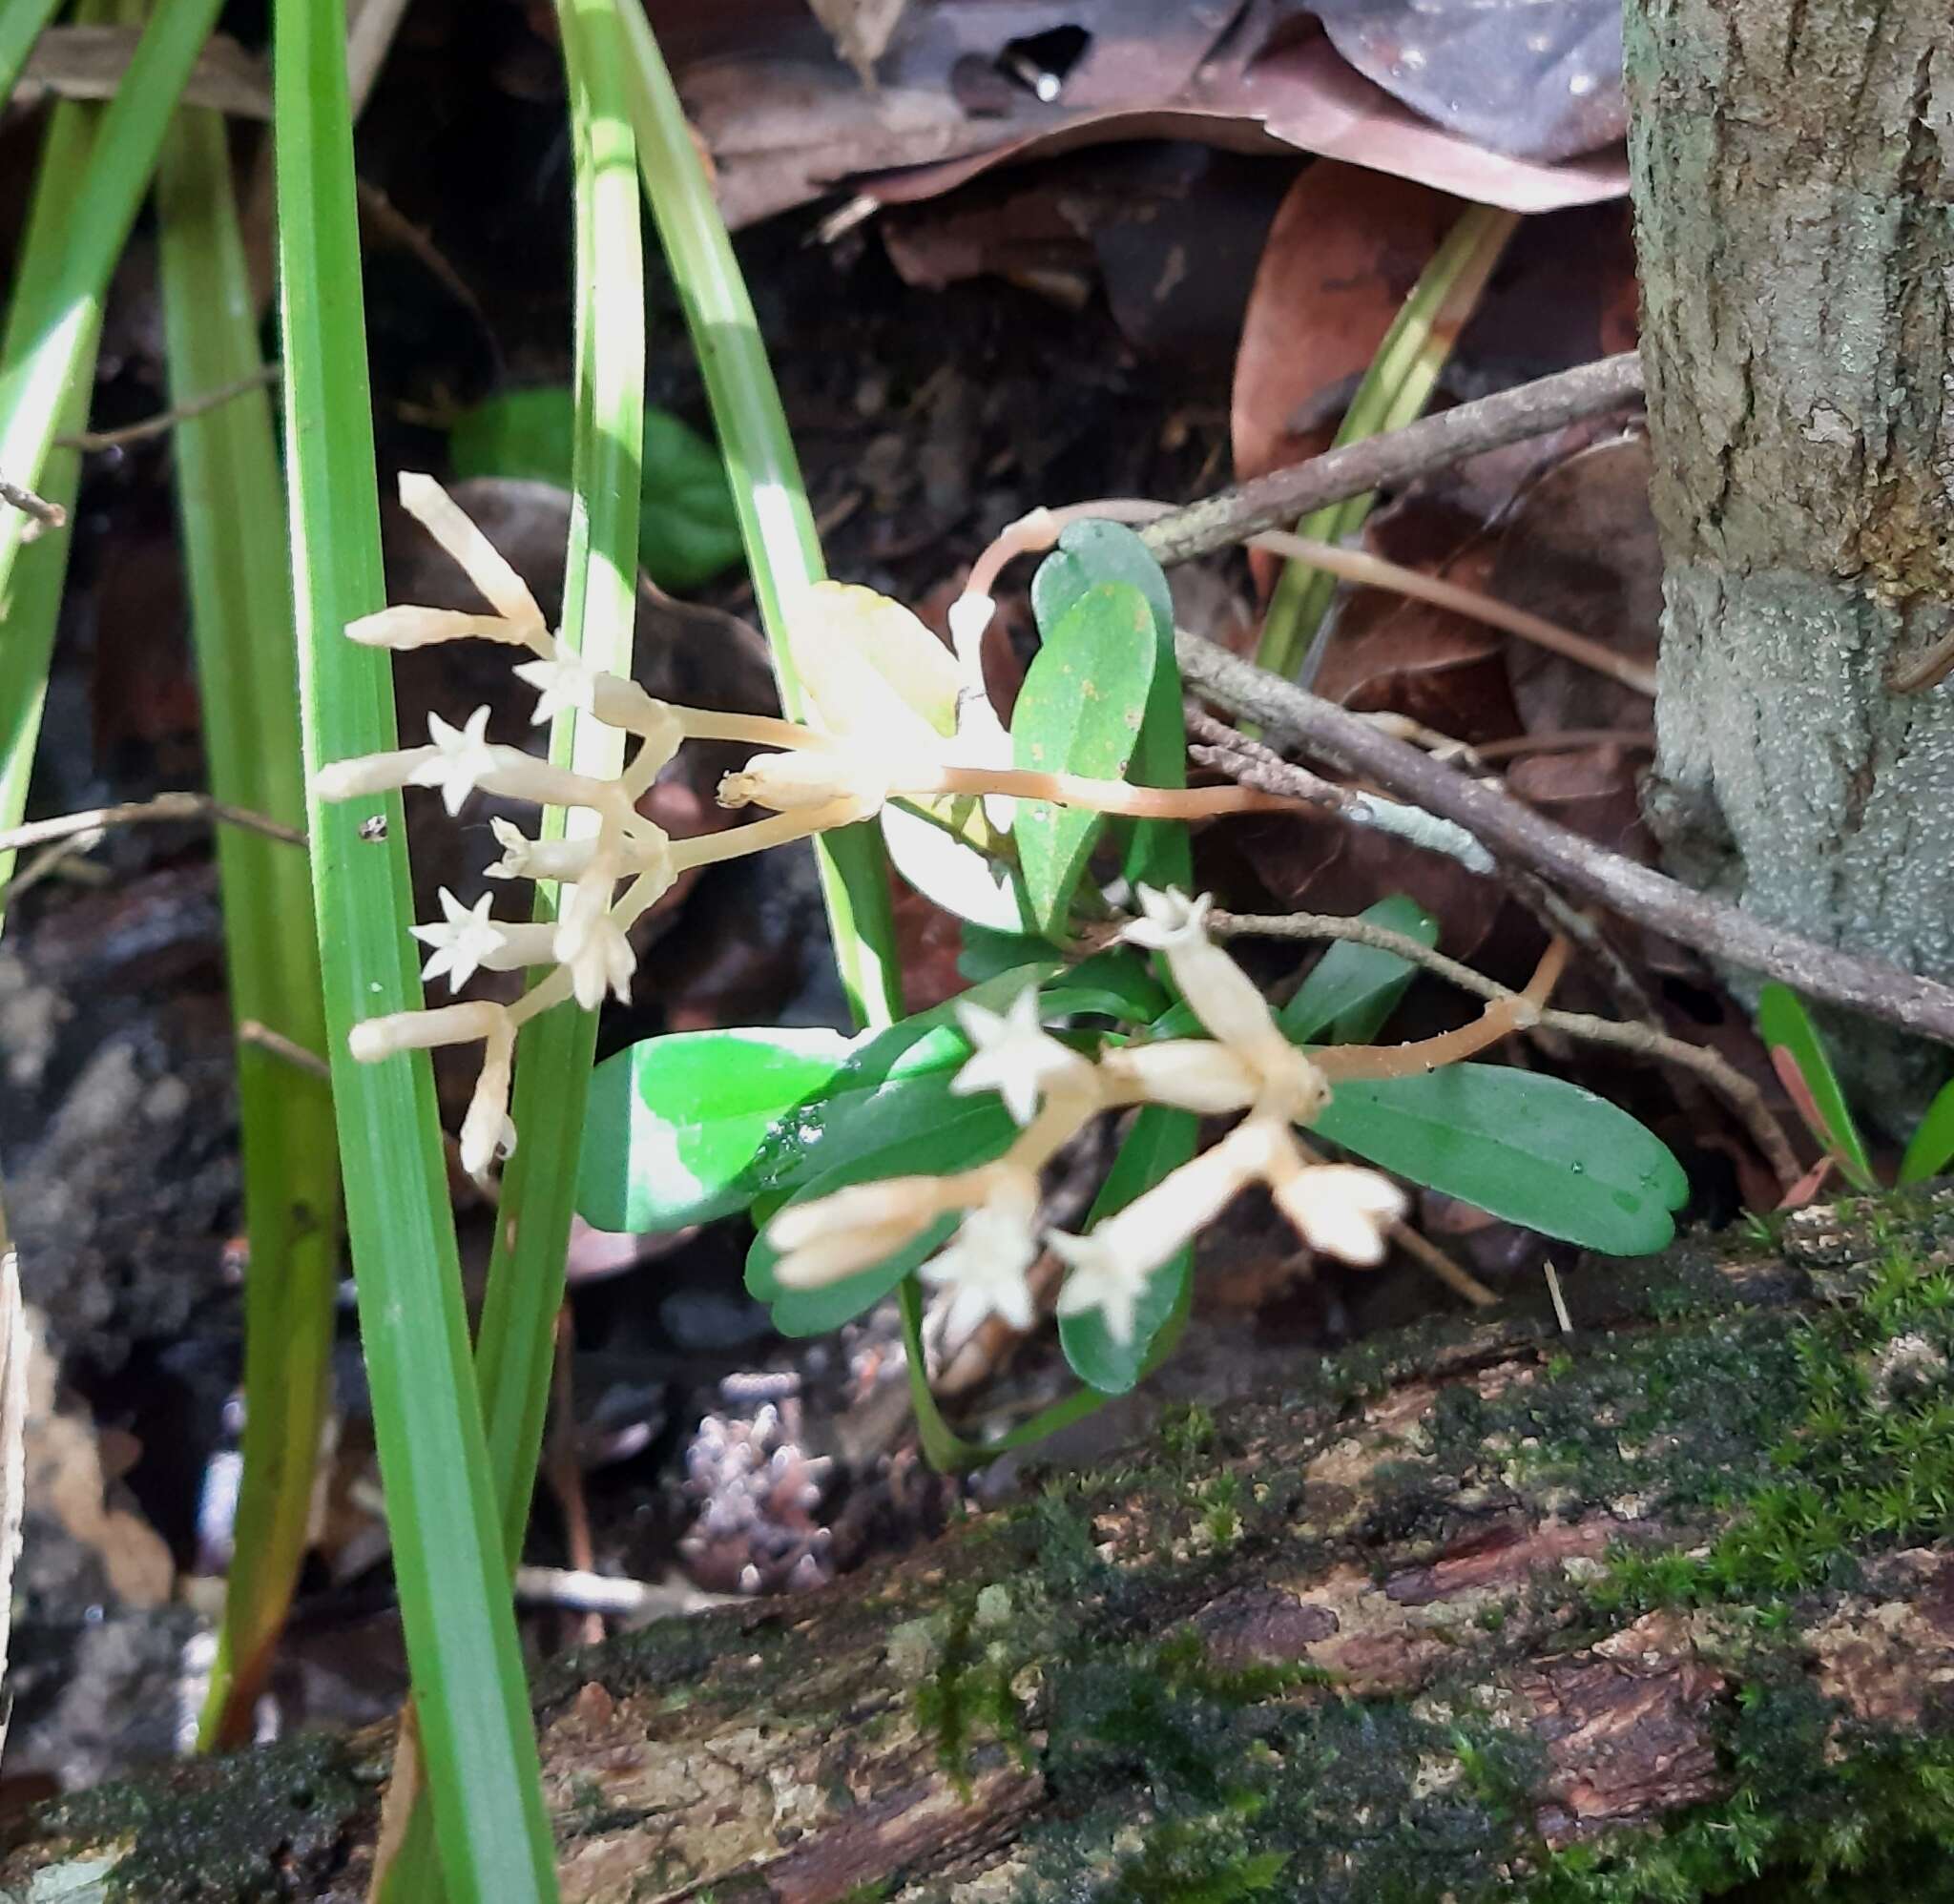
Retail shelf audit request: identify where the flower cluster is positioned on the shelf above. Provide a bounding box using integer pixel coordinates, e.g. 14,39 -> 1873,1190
316,477 -> 1408,1355
315,476 -> 938,1175
766,885 -> 1406,1348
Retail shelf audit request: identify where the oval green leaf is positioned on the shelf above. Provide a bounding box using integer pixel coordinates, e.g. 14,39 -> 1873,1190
1030,519 -> 1190,893
1315,1064 -> 1690,1255
1278,895 -> 1439,1045
1012,578 -> 1156,935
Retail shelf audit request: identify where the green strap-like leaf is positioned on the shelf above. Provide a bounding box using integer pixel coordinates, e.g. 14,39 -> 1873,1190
1757,983 -> 1877,1191
1901,1077 -> 1954,1186
1278,895 -> 1439,1045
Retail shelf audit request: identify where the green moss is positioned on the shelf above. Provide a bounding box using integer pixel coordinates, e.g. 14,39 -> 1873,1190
37,1731 -> 365,1902
1593,1251 -> 1954,1617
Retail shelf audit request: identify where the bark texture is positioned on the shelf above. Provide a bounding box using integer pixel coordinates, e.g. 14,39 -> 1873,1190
1627,0 -> 1954,1105
13,1192 -> 1954,1899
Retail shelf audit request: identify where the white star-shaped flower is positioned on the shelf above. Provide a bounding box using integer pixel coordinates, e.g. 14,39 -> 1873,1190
1271,1166 -> 1406,1266
1120,885 -> 1214,953
558,908 -> 635,1010
950,984 -> 1095,1127
406,706 -> 497,816
919,1196 -> 1039,1339
410,888 -> 507,992
1050,1229 -> 1153,1347
513,641 -> 607,726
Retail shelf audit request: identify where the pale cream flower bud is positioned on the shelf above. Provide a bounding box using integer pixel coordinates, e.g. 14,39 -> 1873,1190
766,1176 -> 946,1256
314,747 -> 436,803
458,1017 -> 518,1179
396,471 -> 546,631
1099,1039 -> 1261,1115
1269,1164 -> 1406,1267
345,606 -> 534,650
347,1000 -> 508,1061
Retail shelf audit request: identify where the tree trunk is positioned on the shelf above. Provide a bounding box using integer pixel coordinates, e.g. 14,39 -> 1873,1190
1626,0 -> 1954,1111
11,1191 -> 1954,1900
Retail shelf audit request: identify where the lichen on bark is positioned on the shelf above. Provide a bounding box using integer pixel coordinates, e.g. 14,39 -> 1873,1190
1626,0 -> 1954,1112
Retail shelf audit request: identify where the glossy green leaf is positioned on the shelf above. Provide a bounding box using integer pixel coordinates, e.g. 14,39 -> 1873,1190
1058,1107 -> 1197,1394
1029,519 -> 1190,893
1757,983 -> 1877,1192
579,1028 -> 853,1231
746,1098 -> 1020,1335
1901,1077 -> 1954,1186
1040,948 -> 1171,1024
1316,1064 -> 1689,1255
1012,579 -> 1156,934
447,384 -> 740,590
1278,896 -> 1439,1045
578,969 -> 1057,1231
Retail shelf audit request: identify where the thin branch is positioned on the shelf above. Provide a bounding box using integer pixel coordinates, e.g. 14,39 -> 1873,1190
1184,707 -> 1493,875
1212,907 -> 1799,1190
0,477 -> 65,535
1143,353 -> 1646,566
236,1021 -> 330,1079
1244,528 -> 1656,698
57,366 -> 281,452
1176,631 -> 1954,1046
0,792 -> 306,855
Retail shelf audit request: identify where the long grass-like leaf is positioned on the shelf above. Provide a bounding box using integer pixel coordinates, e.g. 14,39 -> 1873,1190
0,5 -> 113,918
0,0 -> 224,610
154,101 -> 343,1750
1255,203 -> 1518,684
275,0 -> 556,1895
0,0 -> 64,117
371,5 -> 648,1892
615,5 -> 901,1030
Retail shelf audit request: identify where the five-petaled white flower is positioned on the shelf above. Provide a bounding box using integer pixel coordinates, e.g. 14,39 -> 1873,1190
919,1189 -> 1039,1338
513,641 -> 605,726
950,984 -> 1096,1127
1049,1230 -> 1153,1347
1272,1165 -> 1406,1266
1120,884 -> 1214,953
410,888 -> 507,992
407,706 -> 498,817
557,905 -> 635,1011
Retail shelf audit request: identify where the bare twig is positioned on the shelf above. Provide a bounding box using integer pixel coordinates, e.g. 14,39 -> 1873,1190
1212,907 -> 1799,1189
18,25 -> 269,116
1184,708 -> 1492,875
0,792 -> 305,856
1244,528 -> 1656,699
0,477 -> 64,535
236,1022 -> 330,1080
1473,728 -> 1654,762
57,367 -> 281,453
1143,354 -> 1646,566
1178,632 -> 1954,1045
1385,1219 -> 1498,1309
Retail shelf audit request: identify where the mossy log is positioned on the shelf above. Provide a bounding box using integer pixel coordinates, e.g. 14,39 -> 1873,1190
13,1193 -> 1954,1902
